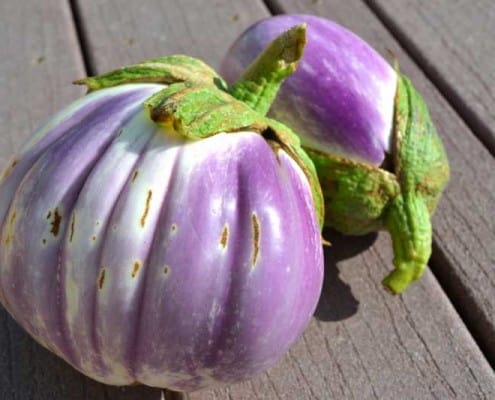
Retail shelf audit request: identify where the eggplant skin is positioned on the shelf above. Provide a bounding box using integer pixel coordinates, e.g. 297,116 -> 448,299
221,14 -> 398,166
0,83 -> 323,391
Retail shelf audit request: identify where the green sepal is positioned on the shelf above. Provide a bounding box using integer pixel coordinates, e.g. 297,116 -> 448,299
145,83 -> 324,228
394,74 -> 450,209
307,148 -> 399,235
266,119 -> 324,229
383,193 -> 432,294
74,55 -> 227,92
144,82 -> 266,139
378,73 -> 449,293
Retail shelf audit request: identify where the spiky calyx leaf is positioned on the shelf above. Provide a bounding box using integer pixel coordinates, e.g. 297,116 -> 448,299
74,55 -> 227,92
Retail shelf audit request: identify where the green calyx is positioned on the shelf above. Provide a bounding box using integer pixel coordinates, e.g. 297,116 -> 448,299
309,72 -> 449,294
74,25 -> 324,228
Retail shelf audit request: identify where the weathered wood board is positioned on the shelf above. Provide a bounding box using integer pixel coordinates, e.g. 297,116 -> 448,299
0,0 -> 85,165
73,0 -> 269,71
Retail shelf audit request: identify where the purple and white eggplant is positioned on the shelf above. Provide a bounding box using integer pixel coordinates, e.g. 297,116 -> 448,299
0,27 -> 324,391
221,15 -> 450,294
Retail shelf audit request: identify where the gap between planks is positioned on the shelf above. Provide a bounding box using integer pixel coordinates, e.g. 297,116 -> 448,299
68,0 -> 95,76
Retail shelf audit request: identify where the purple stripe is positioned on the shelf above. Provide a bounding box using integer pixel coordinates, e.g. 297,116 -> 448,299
0,88 -> 155,363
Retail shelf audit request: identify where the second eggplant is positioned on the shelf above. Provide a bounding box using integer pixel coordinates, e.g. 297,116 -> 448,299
221,15 -> 450,294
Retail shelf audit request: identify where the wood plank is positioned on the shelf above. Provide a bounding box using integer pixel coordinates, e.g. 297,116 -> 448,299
74,0 -> 270,71
367,0 -> 495,154
77,0 -> 495,398
0,1 -> 85,166
265,0 -> 495,366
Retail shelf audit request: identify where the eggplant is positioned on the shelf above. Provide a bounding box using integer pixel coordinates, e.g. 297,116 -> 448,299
0,26 -> 323,391
221,15 -> 450,294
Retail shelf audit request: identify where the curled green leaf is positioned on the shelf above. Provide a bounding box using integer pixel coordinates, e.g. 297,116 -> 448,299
74,55 -> 227,92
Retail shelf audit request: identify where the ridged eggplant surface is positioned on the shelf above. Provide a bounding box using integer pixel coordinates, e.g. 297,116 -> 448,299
0,83 -> 323,391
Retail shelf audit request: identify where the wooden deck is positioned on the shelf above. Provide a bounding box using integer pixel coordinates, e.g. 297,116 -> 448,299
0,0 -> 494,398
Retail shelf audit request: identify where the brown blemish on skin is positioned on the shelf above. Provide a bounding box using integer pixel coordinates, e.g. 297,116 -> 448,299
140,190 -> 152,227
163,266 -> 170,275
69,213 -> 75,242
10,211 -> 16,226
131,170 -> 139,182
42,238 -> 47,245
220,224 -> 229,248
98,268 -> 106,290
252,213 -> 260,266
1,160 -> 18,180
131,261 -> 141,278
92,236 -> 96,241
4,211 -> 17,244
171,223 -> 177,233
268,142 -> 282,164
46,211 -> 52,219
49,208 -> 62,237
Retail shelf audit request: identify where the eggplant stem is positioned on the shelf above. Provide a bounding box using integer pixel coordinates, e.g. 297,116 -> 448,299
229,24 -> 306,116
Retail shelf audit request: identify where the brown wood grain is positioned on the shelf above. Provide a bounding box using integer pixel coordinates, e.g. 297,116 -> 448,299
1,0 -> 494,399
73,0 -> 269,72
267,0 -> 495,367
0,1 -> 85,166
366,0 -> 495,154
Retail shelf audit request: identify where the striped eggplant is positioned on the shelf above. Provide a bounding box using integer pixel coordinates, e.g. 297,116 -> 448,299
221,15 -> 450,294
0,26 -> 324,391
